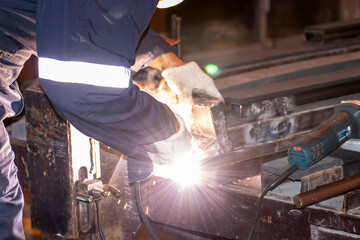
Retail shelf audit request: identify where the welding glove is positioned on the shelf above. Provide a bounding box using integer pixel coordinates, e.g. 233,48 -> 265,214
144,113 -> 192,165
162,61 -> 223,105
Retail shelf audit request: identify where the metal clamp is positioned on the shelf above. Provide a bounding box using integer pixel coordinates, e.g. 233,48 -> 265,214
76,179 -> 121,203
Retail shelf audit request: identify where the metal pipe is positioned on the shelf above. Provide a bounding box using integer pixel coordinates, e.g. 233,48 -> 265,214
293,173 -> 360,209
170,14 -> 182,58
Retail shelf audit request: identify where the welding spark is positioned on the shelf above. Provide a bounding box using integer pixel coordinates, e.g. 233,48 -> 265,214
152,147 -> 204,185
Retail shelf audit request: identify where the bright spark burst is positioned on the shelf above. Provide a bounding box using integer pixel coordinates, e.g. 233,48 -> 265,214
152,147 -> 204,186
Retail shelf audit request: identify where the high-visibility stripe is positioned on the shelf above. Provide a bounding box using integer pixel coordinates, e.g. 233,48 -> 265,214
157,0 -> 183,8
38,57 -> 130,88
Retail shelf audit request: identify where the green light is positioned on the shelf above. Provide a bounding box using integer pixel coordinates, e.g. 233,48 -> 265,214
204,64 -> 220,77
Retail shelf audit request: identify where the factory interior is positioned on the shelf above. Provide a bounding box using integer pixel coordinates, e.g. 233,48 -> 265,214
9,0 -> 360,239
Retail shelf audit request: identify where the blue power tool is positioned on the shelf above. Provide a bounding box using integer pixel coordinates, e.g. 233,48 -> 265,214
248,101 -> 360,240
288,101 -> 360,170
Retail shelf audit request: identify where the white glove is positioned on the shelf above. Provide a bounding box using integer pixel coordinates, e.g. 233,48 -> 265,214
144,114 -> 192,165
162,61 -> 223,105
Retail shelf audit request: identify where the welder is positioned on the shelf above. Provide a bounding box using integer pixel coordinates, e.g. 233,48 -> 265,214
0,0 -> 221,239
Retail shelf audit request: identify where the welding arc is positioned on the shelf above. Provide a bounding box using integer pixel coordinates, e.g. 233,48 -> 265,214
247,164 -> 299,240
135,181 -> 160,240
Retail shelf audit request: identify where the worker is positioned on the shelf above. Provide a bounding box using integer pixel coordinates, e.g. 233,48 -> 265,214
0,0 -> 221,239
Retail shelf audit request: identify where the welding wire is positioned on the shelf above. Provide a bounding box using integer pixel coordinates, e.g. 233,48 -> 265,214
135,181 -> 160,240
94,201 -> 105,240
247,164 -> 299,240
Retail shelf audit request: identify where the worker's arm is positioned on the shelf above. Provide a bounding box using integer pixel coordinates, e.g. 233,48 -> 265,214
36,0 -> 191,182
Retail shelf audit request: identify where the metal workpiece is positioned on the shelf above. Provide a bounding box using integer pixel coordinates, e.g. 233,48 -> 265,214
244,97 -> 291,119
171,14 -> 182,58
142,174 -> 360,239
305,19 -> 360,43
76,179 -> 107,203
226,102 -> 335,148
343,190 -> 360,213
75,179 -> 121,234
293,173 -> 360,209
220,49 -> 360,150
192,92 -> 232,155
76,179 -> 121,203
141,147 -> 360,239
102,184 -> 121,197
217,51 -> 360,105
76,180 -> 103,234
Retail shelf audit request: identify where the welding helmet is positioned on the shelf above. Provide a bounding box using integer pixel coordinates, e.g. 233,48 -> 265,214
157,0 -> 183,8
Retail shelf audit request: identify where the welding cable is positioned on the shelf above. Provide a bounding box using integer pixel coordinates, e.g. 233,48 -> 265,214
247,164 -> 299,240
94,201 -> 105,240
135,181 -> 160,240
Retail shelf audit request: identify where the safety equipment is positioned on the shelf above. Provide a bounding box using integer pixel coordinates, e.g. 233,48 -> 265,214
157,0 -> 183,9
145,114 -> 191,165
38,58 -> 131,88
162,61 -> 223,105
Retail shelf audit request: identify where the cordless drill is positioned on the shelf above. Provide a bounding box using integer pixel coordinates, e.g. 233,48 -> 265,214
288,101 -> 360,170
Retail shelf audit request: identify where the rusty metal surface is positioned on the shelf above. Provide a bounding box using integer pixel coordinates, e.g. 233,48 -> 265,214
142,174 -> 360,239
226,103 -> 335,147
343,190 -> 360,213
300,167 -> 342,193
294,173 -> 360,209
213,47 -> 360,151
25,81 -> 78,238
219,49 -> 360,150
310,225 -> 360,240
142,144 -> 360,239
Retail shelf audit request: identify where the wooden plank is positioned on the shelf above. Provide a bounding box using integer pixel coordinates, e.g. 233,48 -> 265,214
24,80 -> 78,237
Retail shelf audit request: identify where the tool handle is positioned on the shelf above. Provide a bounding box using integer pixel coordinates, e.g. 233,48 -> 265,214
289,110 -> 357,170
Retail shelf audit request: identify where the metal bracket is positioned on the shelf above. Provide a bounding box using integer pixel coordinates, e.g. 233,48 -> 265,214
75,179 -> 121,233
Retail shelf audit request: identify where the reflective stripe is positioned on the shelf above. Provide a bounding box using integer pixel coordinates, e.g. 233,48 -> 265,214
157,0 -> 183,8
38,57 -> 130,88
